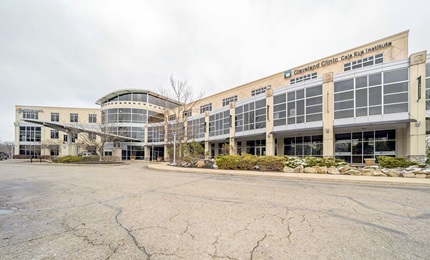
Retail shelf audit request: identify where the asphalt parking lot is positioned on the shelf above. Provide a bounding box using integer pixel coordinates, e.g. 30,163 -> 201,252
1,160 -> 429,259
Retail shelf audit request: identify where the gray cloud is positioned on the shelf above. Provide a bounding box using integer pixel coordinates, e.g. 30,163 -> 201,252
1,0 -> 429,141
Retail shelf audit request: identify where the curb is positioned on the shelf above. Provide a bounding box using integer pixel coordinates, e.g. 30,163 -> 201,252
147,163 -> 430,187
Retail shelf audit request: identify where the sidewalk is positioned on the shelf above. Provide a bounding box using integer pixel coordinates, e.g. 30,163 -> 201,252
147,162 -> 430,187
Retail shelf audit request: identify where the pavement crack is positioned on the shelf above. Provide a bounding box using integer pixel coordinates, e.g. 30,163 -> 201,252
101,202 -> 152,259
250,234 -> 267,260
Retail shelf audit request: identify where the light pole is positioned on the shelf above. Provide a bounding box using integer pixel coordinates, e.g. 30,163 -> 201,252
172,132 -> 177,166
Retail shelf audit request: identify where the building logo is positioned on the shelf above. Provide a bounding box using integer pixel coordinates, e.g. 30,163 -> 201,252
16,108 -> 43,113
284,70 -> 292,79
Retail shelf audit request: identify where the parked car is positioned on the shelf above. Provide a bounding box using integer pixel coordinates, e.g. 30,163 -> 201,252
78,152 -> 92,157
0,152 -> 8,160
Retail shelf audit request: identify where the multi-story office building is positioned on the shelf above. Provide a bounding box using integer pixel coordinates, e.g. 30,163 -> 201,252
14,30 -> 430,163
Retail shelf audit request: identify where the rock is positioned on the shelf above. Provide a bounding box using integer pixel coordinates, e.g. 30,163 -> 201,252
422,168 -> 430,175
319,166 -> 328,174
339,165 -> 351,173
304,167 -> 317,174
283,166 -> 295,173
413,169 -> 424,175
364,166 -> 379,169
213,163 -> 218,169
343,170 -> 361,176
359,168 -> 373,176
415,174 -> 427,178
386,170 -> 400,177
294,165 -> 304,173
327,167 -> 340,175
196,160 -> 205,168
372,170 -> 386,177
401,172 -> 415,178
312,166 -> 321,173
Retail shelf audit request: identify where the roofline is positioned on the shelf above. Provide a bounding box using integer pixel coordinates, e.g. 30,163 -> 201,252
95,88 -> 183,106
15,105 -> 99,110
197,30 -> 410,101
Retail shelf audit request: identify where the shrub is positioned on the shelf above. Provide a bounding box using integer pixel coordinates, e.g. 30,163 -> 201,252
238,154 -> 258,170
257,156 -> 284,172
215,154 -> 242,170
284,156 -> 347,168
52,155 -> 99,163
377,156 -> 415,168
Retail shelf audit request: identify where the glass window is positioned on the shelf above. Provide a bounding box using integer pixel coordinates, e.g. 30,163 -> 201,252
70,113 -> 78,123
384,68 -> 408,84
51,112 -> 59,122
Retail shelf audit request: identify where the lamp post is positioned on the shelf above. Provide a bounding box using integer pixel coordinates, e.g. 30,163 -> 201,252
172,132 -> 177,166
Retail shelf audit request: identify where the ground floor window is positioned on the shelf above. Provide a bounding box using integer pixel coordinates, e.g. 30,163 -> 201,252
19,145 -> 41,157
246,140 -> 266,155
284,135 -> 323,157
122,145 -> 145,160
104,151 -> 113,156
48,145 -> 59,157
150,146 -> 164,161
335,129 -> 395,163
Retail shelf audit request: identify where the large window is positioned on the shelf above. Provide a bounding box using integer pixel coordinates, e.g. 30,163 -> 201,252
70,113 -> 78,123
335,130 -> 396,163
284,85 -> 322,125
22,110 -> 39,120
246,140 -> 266,155
50,130 -> 59,139
334,68 -> 408,119
187,118 -> 205,139
209,111 -> 230,137
103,108 -> 148,124
200,103 -> 212,114
89,114 -> 97,123
284,135 -> 322,157
222,95 -> 237,107
235,99 -> 266,132
51,112 -> 59,122
344,53 -> 383,71
19,126 -> 41,142
19,145 -> 41,156
148,125 -> 165,142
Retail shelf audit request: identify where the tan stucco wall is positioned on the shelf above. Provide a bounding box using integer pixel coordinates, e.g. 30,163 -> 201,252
191,31 -> 409,114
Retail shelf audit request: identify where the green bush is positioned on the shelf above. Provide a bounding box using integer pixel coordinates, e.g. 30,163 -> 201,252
377,156 -> 415,168
215,154 -> 242,170
257,156 -> 284,172
52,155 -> 99,163
238,154 -> 258,170
284,156 -> 346,168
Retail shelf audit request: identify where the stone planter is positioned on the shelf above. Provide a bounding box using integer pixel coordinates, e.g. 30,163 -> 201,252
364,158 -> 375,166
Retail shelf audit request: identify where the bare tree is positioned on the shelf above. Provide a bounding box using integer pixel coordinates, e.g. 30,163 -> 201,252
0,139 -> 14,157
158,75 -> 205,162
69,121 -> 127,161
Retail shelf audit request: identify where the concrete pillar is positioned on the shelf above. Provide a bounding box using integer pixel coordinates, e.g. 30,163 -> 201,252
406,51 -> 427,163
265,88 -> 275,156
322,72 -> 335,158
144,123 -> 150,161
204,111 -> 210,158
163,121 -> 170,162
229,102 -> 236,155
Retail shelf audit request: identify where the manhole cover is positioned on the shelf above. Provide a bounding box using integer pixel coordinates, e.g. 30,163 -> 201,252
0,209 -> 15,215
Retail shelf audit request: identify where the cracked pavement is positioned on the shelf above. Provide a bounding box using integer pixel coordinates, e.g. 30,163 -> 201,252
0,160 -> 430,259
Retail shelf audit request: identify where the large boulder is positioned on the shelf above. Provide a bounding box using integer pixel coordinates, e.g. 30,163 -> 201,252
359,168 -> 373,176
415,174 -> 427,179
372,170 -> 386,177
196,160 -> 206,168
283,166 -> 295,173
343,170 -> 361,176
339,165 -> 351,173
386,170 -> 400,177
294,165 -> 304,173
319,166 -> 328,174
401,172 -> 416,178
327,167 -> 340,175
304,167 -> 317,174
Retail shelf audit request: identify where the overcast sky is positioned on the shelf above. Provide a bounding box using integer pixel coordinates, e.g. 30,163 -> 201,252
1,0 -> 429,141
